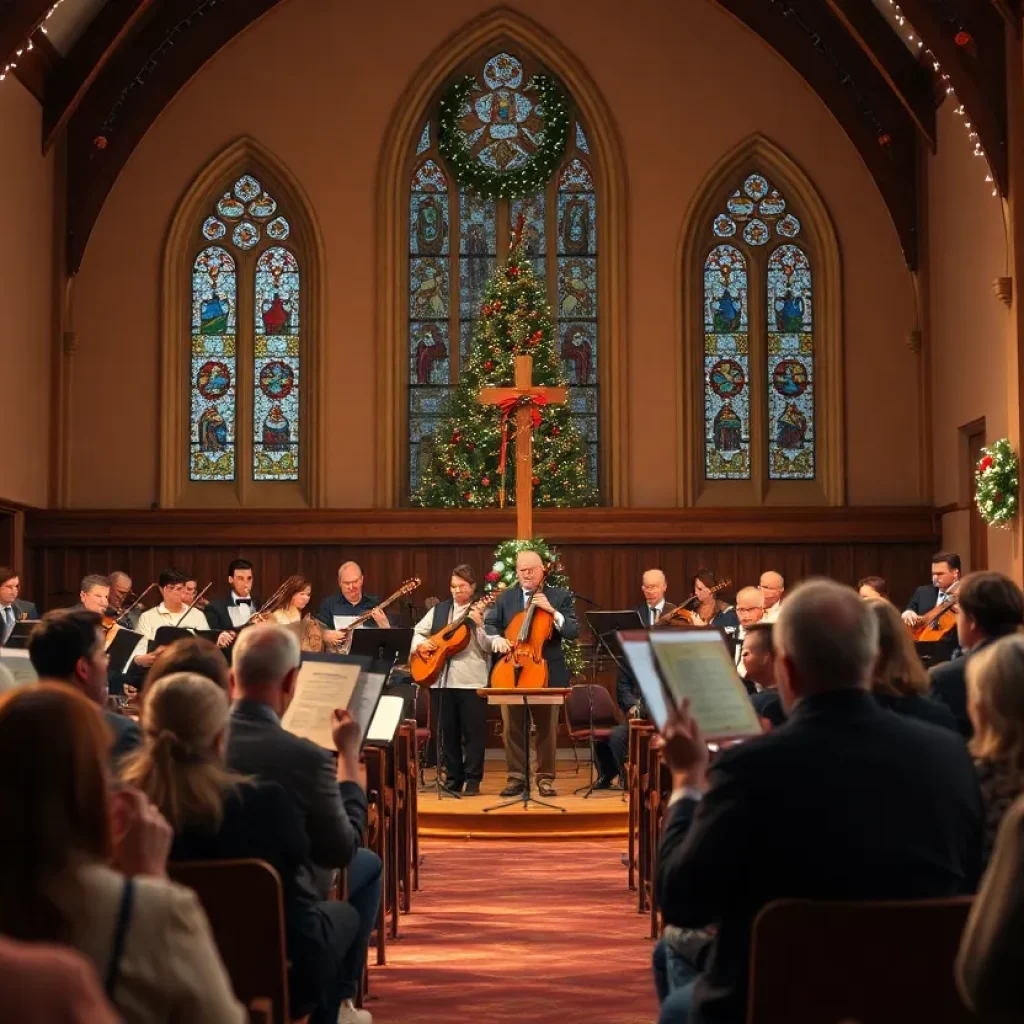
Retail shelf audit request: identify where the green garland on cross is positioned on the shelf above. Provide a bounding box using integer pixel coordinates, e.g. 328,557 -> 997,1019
484,538 -> 585,680
438,73 -> 570,199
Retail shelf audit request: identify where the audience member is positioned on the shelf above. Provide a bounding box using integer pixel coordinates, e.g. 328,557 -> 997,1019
742,624 -> 785,728
0,684 -> 244,1024
0,937 -> 119,1024
143,635 -> 230,695
122,671 -> 362,1023
654,579 -> 983,1024
226,624 -> 381,1024
758,571 -> 784,622
28,609 -> 141,761
957,791 -> 1024,1023
965,634 -> 1024,869
857,575 -> 889,601
866,598 -> 959,732
930,572 -> 1024,738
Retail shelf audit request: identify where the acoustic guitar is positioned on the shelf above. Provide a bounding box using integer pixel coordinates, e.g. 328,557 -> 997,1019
410,586 -> 505,686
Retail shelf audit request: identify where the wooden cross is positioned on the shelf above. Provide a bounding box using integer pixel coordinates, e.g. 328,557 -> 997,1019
479,354 -> 567,540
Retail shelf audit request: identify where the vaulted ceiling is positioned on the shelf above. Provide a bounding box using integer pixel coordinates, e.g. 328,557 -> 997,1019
2,0 -> 1016,273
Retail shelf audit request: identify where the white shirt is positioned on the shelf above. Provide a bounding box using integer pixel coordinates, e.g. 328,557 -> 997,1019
410,603 -> 490,689
226,591 -> 254,628
644,602 -> 665,627
761,602 -> 781,623
132,603 -> 211,659
734,626 -> 747,676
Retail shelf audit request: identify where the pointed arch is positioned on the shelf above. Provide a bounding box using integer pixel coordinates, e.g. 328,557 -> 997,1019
160,136 -> 325,508
375,6 -> 628,507
677,134 -> 843,506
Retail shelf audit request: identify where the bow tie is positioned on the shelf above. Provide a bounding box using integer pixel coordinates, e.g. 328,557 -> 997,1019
234,598 -> 252,606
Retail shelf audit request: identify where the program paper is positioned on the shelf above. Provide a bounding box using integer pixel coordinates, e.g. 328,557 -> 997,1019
281,657 -> 363,750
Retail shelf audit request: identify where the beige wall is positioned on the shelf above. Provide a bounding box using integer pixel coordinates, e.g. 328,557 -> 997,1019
68,0 -> 919,508
926,99 -> 1013,572
0,79 -> 53,508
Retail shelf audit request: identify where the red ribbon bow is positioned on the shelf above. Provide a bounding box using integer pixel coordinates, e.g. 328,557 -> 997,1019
496,394 -> 549,504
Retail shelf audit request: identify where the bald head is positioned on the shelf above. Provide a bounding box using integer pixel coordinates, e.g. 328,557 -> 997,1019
232,624 -> 301,695
759,571 -> 785,610
775,579 -> 878,707
338,561 -> 365,604
735,586 -> 764,628
641,569 -> 667,607
515,549 -> 545,590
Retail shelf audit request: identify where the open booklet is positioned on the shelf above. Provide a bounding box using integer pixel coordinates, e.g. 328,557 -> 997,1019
280,652 -> 385,751
618,627 -> 762,741
0,648 -> 37,687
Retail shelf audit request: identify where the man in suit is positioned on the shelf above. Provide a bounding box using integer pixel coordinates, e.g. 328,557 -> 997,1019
226,624 -> 379,1024
902,551 -> 961,626
732,586 -> 764,685
743,623 -> 786,728
316,561 -> 391,651
654,579 -> 982,1024
27,609 -> 141,763
203,558 -> 261,637
75,574 -> 111,614
594,569 -> 675,788
0,567 -> 38,645
484,548 -> 579,798
929,571 -> 1024,739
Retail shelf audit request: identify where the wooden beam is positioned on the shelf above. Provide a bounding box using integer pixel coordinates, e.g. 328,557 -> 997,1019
12,29 -> 60,105
43,0 -> 155,152
896,0 -> 1008,193
0,0 -> 53,71
824,0 -> 937,149
990,0 -> 1020,30
65,0 -> 289,274
717,0 -> 920,267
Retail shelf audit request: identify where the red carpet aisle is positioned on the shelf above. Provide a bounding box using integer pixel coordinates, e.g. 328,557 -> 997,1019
367,838 -> 658,1024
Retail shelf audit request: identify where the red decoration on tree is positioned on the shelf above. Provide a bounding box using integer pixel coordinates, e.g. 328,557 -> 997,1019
485,571 -> 500,582
508,265 -> 520,278
492,301 -> 503,312
552,426 -> 560,436
466,441 -> 476,451
955,31 -> 972,46
481,476 -> 491,486
482,303 -> 492,316
484,360 -> 494,371
532,476 -> 540,486
980,455 -> 994,473
446,467 -> 457,478
463,491 -> 473,501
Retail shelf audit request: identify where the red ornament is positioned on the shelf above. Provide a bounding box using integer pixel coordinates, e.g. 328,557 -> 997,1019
980,455 -> 994,473
484,360 -> 494,371
877,133 -> 892,149
532,476 -> 540,486
508,265 -> 520,278
552,426 -> 560,436
955,30 -> 972,47
482,303 -> 492,316
464,491 -> 473,501
481,476 -> 491,486
452,430 -> 462,443
485,571 -> 500,582
93,135 -> 108,150
447,467 -> 458,478
492,301 -> 503,312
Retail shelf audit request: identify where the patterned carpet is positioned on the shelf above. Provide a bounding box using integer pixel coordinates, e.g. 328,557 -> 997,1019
366,838 -> 658,1024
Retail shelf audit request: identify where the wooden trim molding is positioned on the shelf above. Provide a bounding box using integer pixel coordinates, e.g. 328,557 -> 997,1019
26,505 -> 937,547
677,134 -> 845,508
374,5 -> 629,508
159,136 -> 326,509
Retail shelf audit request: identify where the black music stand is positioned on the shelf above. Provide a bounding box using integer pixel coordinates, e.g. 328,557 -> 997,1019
1,620 -> 39,649
348,628 -> 414,684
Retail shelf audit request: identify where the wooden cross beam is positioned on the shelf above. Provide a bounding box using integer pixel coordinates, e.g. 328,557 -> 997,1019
479,355 -> 567,541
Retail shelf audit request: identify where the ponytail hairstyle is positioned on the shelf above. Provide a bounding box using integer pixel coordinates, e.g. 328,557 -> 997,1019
121,672 -> 248,831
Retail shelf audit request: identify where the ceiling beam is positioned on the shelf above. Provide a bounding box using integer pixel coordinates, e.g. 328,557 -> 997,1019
824,0 -> 937,149
0,0 -> 56,73
896,0 -> 1008,193
717,0 -> 920,268
12,29 -> 60,105
43,0 -> 156,153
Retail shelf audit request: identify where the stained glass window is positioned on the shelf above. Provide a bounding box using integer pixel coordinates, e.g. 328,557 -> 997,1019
702,171 -> 814,483
407,59 -> 600,495
190,173 -> 302,487
191,246 -> 237,481
703,245 -> 749,479
254,247 -> 301,480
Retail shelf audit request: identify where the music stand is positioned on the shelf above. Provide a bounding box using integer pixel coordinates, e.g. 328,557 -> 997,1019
1,620 -> 39,649
348,628 -> 414,685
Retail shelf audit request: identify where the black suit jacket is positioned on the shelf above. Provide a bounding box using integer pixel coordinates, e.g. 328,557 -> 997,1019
929,638 -> 995,739
226,698 -> 368,897
907,584 -> 939,614
106,710 -> 141,763
204,594 -> 262,633
484,584 -> 579,687
14,598 -> 38,620
656,688 -> 982,1024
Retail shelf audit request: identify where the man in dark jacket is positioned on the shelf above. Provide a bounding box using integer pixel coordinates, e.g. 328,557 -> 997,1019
654,579 -> 983,1024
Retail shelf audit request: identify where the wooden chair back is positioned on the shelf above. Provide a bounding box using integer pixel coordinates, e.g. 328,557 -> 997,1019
747,896 -> 975,1024
564,683 -> 620,736
168,858 -> 290,1024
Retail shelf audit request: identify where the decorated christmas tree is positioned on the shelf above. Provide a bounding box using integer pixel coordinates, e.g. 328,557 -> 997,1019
411,226 -> 598,509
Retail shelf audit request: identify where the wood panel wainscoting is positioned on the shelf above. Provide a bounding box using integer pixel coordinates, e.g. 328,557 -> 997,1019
24,506 -> 940,618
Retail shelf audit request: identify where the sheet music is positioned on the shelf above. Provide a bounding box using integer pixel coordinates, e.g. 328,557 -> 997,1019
333,615 -> 360,631
620,639 -> 670,729
281,658 -> 362,750
350,671 -> 387,745
366,694 -> 404,744
648,631 -> 761,740
0,648 -> 37,687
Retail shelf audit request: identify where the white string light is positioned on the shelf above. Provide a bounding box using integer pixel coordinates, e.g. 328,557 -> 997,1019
1,0 -> 64,83
887,0 -> 999,196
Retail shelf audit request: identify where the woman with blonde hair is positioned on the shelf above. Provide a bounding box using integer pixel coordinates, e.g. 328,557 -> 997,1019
0,684 -> 243,1023
866,598 -> 958,732
966,634 -> 1024,868
121,672 -> 361,1024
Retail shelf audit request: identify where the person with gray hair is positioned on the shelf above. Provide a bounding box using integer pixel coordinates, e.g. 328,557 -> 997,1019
652,579 -> 984,1024
225,624 -> 381,1024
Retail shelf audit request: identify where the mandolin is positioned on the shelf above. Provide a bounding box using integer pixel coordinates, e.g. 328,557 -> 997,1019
656,578 -> 732,626
409,586 -> 505,686
336,578 -> 421,654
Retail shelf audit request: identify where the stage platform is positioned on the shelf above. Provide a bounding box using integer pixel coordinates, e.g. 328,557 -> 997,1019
418,758 -> 628,840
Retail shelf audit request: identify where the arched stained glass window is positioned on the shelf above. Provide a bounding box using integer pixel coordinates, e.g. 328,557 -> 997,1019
189,173 -> 303,487
702,171 -> 815,483
406,50 -> 600,497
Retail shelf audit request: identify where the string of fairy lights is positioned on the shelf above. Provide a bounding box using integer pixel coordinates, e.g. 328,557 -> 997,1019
0,0 -> 66,83
885,0 -> 1000,197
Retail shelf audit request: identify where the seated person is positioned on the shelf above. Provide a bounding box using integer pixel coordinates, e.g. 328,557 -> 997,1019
741,624 -> 786,728
0,684 -> 244,1024
857,575 -> 889,601
143,635 -> 230,695
121,671 -> 361,1024
654,580 -> 982,1024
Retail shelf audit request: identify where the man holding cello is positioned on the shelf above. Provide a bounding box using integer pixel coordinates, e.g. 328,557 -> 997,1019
484,549 -> 579,798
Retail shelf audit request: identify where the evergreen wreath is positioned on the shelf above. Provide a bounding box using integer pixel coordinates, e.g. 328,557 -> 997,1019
975,437 -> 1019,529
438,74 -> 570,199
485,538 -> 585,679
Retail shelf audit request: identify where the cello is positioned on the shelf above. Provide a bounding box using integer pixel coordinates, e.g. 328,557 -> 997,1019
489,566 -> 556,690
410,586 -> 505,686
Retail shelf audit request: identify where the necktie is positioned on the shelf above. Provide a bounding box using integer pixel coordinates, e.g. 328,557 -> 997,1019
2,607 -> 13,642
650,606 -> 657,627
523,591 -> 532,608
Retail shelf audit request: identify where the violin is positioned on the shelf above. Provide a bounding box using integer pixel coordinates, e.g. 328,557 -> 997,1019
909,578 -> 961,642
101,582 -> 157,650
490,565 -> 557,690
410,586 -> 505,687
655,578 -> 732,626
